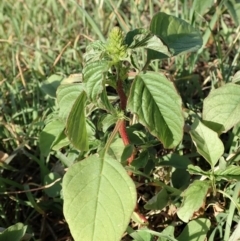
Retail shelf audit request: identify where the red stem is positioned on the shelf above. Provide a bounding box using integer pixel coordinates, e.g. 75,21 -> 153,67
118,120 -> 134,164
116,79 -> 134,164
118,120 -> 130,146
116,79 -> 147,223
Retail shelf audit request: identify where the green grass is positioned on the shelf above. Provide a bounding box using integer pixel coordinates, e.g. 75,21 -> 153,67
0,0 -> 240,240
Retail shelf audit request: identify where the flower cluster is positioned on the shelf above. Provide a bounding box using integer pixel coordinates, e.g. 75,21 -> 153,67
105,27 -> 127,64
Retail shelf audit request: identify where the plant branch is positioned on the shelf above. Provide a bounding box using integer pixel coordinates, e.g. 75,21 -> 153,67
116,78 -> 134,164
142,59 -> 151,72
116,79 -> 127,110
118,119 -> 134,164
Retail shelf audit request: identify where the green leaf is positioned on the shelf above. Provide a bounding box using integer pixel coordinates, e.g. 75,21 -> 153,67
232,71 -> 240,84
224,0 -> 240,26
46,119 -> 96,153
144,187 -> 169,210
121,144 -> 134,163
51,130 -> 69,151
0,223 -> 27,241
83,61 -> 109,102
130,228 -> 153,241
148,12 -> 202,60
203,83 -> 240,133
144,159 -> 155,175
62,155 -> 136,241
189,119 -> 224,167
137,229 -> 178,241
187,164 -> 211,177
41,74 -> 63,98
157,225 -> 175,241
159,153 -> 191,169
66,91 -> 88,151
125,28 -> 171,57
177,218 -> 211,241
145,35 -> 170,55
44,172 -> 62,198
193,0 -> 214,15
57,83 -> 84,122
39,119 -> 65,156
214,165 -> 240,181
131,150 -> 149,169
98,89 -> 116,113
172,169 -> 190,189
177,180 -> 210,223
84,40 -> 106,63
86,119 -> 99,149
127,124 -> 147,145
125,28 -> 150,47
101,114 -> 118,132
128,71 -> 184,148
108,138 -> 125,161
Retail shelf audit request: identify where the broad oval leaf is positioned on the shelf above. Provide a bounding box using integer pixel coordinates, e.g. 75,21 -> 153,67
121,144 -> 135,163
44,172 -> 62,198
172,169 -> 190,189
62,155 -> 136,241
177,180 -> 210,223
177,218 -> 211,241
189,119 -> 224,168
66,91 -> 88,151
125,28 -> 171,57
57,83 -> 84,121
98,89 -> 116,113
51,130 -> 69,151
83,61 -> 109,102
148,12 -> 203,60
193,0 -> 214,16
134,229 -> 178,241
127,71 -> 184,148
160,153 -> 191,169
131,150 -> 149,169
144,187 -> 169,210
203,83 -> 240,133
129,228 -> 153,241
0,223 -> 27,241
39,119 -> 65,156
107,138 -> 125,161
101,114 -> 118,132
41,74 -> 63,98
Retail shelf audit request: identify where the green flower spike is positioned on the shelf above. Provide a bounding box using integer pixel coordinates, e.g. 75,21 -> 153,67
106,27 -> 127,64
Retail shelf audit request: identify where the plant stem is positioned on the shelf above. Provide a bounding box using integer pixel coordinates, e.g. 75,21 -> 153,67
116,79 -> 127,110
116,79 -> 134,164
142,59 -> 151,72
118,119 -> 130,145
118,119 -> 134,164
102,119 -> 122,157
